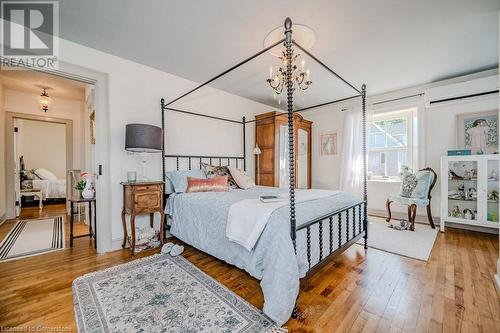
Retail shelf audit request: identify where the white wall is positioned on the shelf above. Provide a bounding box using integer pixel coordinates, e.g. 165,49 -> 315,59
48,38 -> 274,249
307,105 -> 346,190
308,71 -> 499,221
15,119 -> 66,178
0,82 -> 5,222
4,90 -> 84,169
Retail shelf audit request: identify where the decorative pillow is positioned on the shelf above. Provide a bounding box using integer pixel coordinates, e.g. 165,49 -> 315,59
227,166 -> 255,189
21,169 -> 39,180
21,180 -> 33,190
411,169 -> 434,199
166,169 -> 207,193
399,166 -> 417,198
34,168 -> 57,180
201,162 -> 238,189
186,176 -> 228,193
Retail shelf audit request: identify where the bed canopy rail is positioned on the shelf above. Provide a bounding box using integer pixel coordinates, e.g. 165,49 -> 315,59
160,17 -> 368,318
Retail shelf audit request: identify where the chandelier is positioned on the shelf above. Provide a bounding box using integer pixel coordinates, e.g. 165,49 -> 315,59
266,47 -> 312,104
39,88 -> 51,112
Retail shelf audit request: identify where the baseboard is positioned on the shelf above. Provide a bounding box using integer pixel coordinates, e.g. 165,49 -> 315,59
369,209 -> 498,234
368,208 -> 438,225
0,214 -> 6,226
110,230 -> 174,252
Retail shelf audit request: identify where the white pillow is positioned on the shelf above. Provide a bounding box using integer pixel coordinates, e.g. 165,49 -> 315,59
34,168 -> 57,180
227,166 -> 255,189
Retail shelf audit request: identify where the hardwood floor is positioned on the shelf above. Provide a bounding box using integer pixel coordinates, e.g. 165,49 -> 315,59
0,206 -> 498,332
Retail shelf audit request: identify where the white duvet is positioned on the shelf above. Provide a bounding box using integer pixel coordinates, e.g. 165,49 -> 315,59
226,189 -> 337,251
32,179 -> 66,199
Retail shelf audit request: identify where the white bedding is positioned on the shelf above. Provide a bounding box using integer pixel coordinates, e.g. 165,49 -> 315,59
226,189 -> 338,250
32,179 -> 66,199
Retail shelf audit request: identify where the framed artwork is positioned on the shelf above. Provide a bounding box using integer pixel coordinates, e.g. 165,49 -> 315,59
320,132 -> 337,155
456,110 -> 498,154
89,110 -> 96,144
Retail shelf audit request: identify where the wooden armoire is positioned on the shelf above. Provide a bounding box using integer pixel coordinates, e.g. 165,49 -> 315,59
255,111 -> 312,189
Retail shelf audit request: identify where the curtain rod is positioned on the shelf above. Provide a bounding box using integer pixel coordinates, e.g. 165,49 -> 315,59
371,93 -> 424,106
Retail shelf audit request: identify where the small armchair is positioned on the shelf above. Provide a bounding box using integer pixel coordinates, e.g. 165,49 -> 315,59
386,167 -> 437,231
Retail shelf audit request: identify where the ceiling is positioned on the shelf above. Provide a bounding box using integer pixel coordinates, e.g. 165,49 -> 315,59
0,70 -> 86,101
57,0 -> 499,109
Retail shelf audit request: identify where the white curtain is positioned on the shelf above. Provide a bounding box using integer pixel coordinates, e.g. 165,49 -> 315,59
340,109 -> 368,199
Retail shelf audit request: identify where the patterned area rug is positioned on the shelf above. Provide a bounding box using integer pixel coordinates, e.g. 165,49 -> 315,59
73,254 -> 286,332
0,216 -> 64,262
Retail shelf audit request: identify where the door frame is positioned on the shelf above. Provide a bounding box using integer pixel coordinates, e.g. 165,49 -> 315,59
6,112 -> 73,216
2,61 -> 111,253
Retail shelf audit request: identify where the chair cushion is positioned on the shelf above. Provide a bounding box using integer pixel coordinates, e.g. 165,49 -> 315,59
389,195 -> 429,206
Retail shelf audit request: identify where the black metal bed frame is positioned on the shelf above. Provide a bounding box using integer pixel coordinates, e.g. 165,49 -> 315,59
160,17 -> 367,318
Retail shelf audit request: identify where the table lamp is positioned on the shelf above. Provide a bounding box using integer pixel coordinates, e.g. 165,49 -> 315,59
253,144 -> 262,185
125,124 -> 163,181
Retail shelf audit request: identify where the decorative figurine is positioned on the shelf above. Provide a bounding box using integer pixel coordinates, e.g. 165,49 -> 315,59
463,208 -> 474,220
488,190 -> 499,202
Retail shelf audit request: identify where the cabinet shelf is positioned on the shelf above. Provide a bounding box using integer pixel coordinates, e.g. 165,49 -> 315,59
448,197 -> 476,202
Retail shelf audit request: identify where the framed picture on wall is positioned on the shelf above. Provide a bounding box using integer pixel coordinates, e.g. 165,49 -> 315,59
320,132 -> 337,155
456,110 -> 498,154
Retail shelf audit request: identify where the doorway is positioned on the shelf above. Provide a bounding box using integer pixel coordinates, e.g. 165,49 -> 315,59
1,69 -> 99,260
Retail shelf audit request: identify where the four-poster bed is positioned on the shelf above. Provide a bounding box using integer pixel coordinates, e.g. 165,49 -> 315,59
159,18 -> 368,324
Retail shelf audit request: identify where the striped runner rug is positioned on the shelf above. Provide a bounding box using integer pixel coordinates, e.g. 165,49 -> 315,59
0,216 -> 65,262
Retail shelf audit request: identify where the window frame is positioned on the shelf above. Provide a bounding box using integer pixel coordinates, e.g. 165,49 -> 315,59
368,108 -> 416,181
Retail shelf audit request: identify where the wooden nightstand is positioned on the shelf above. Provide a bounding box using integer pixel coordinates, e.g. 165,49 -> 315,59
120,181 -> 165,255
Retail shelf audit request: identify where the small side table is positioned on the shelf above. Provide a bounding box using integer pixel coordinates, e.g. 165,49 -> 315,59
20,189 -> 43,209
68,196 -> 96,248
121,181 -> 165,255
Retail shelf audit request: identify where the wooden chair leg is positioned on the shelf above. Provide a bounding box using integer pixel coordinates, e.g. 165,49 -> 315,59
426,204 -> 436,229
409,204 -> 417,231
385,199 -> 393,222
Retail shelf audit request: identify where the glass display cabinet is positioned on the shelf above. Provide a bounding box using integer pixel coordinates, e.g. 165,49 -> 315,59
440,155 -> 499,232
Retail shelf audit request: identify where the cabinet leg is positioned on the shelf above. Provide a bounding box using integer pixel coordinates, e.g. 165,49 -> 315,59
130,214 -> 136,256
150,213 -> 154,228
121,210 -> 127,248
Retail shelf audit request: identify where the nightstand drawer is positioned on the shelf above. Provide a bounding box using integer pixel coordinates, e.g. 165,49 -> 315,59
134,192 -> 161,210
135,184 -> 161,192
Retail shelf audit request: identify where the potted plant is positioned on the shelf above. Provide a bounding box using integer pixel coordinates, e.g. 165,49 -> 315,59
75,179 -> 86,198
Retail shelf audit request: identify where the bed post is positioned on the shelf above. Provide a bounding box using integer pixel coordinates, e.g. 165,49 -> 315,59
361,84 -> 368,249
285,16 -> 299,320
242,116 -> 247,171
161,98 -> 166,185
284,17 -> 296,250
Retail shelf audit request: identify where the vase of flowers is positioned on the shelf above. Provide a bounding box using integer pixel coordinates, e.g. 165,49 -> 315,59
75,180 -> 86,198
81,172 -> 96,199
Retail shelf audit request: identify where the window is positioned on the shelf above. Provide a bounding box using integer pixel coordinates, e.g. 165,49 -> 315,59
368,108 -> 416,180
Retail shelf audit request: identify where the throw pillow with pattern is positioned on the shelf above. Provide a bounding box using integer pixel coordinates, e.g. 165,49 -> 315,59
201,162 -> 239,189
399,166 -> 418,197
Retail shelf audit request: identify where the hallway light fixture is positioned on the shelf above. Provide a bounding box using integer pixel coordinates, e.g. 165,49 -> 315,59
39,88 -> 51,112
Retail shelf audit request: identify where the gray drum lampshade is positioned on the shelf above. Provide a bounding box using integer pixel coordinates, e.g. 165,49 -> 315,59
125,124 -> 163,152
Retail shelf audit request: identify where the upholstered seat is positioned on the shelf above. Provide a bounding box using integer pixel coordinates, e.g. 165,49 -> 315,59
388,196 -> 429,207
386,168 -> 437,231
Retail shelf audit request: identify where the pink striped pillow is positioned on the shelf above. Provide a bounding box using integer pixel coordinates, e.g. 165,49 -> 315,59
186,176 -> 228,193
